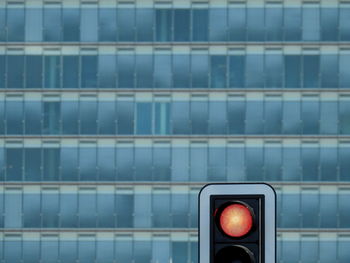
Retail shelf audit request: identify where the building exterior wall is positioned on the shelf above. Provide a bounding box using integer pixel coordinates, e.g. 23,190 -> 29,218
0,0 -> 350,262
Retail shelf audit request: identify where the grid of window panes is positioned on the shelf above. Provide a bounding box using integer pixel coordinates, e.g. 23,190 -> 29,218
1,6 -> 350,42
1,52 -> 350,89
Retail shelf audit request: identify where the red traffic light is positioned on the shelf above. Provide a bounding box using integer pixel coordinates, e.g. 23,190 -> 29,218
218,203 -> 254,238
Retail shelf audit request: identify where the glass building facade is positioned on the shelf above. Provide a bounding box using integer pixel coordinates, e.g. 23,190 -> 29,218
0,0 -> 350,262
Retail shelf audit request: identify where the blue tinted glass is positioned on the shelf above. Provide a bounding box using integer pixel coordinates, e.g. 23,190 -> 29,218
152,240 -> 170,262
302,100 -> 319,134
134,241 -> 152,263
134,193 -> 151,227
321,8 -> 338,41
97,241 -> 114,263
42,192 -> 59,227
229,55 -> 245,88
190,194 -> 198,227
339,238 -> 350,263
340,101 -> 350,134
79,194 -> 96,227
81,8 -> 98,42
43,102 -> 60,134
172,242 -> 188,263
98,102 -> 116,134
23,241 -> 40,263
319,241 -> 336,262
135,148 -> 152,180
228,8 -> 246,41
26,56 -> 42,89
228,100 -> 245,134
80,101 -> 97,134
0,55 -> 4,88
191,242 -> 198,263
285,55 -> 301,88
98,55 -> 116,88
172,147 -> 189,181
284,8 -> 301,41
282,148 -> 301,181
79,241 -> 95,263
209,9 -> 227,41
191,55 -> 208,88
43,148 -> 60,181
118,55 -> 134,88
153,146 -> 171,180
192,9 -> 208,41
44,8 -> 61,41
81,56 -> 97,88
303,55 -> 320,88
246,147 -> 263,181
339,147 -> 350,181
24,148 -> 41,181
116,194 -> 134,227
97,194 -> 115,227
340,8 -> 350,41
0,9 -> 5,41
301,240 -> 318,262
118,8 -> 135,41
79,147 -> 97,181
209,102 -> 226,134
173,55 -> 190,88
174,9 -> 190,41
172,195 -> 189,227
208,147 -> 226,181
4,193 -> 22,227
246,55 -> 263,88
41,240 -> 59,262
44,56 -> 61,89
156,9 -> 172,41
25,8 -> 43,41
60,147 -> 78,181
172,102 -> 190,134
320,148 -> 337,181
99,9 -> 117,41
303,8 -> 320,41
211,56 -> 226,89
4,240 -> 21,263
339,54 -> 350,88
282,241 -> 300,262
6,101 -> 24,134
7,55 -> 24,89
302,147 -> 319,181
265,54 -> 283,88
190,147 -> 207,181
281,194 -> 301,227
23,194 -> 40,227
136,9 -> 153,41
265,101 -> 282,134
0,147 -> 4,181
7,8 -> 25,41
247,8 -> 264,41
264,145 -> 282,181
24,101 -> 41,135
320,102 -> 338,134
60,194 -> 78,227
191,101 -> 208,134
155,103 -> 170,135
117,101 -> 134,134
245,101 -> 263,134
136,103 -> 152,134
153,194 -> 171,227
63,9 -> 80,41
321,55 -> 338,88
61,101 -> 78,134
60,241 -> 77,263
63,56 -> 79,88
266,8 -> 282,41
339,192 -> 350,227
98,148 -> 115,181
115,239 -> 132,263
154,55 -> 171,88
136,55 -> 153,88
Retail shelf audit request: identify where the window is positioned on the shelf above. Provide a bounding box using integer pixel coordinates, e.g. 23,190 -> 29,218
339,191 -> 350,227
44,56 -> 61,89
0,55 -> 5,89
281,194 -> 300,227
192,9 -> 208,41
26,56 -> 42,89
245,55 -> 263,88
79,147 -> 97,181
153,146 -> 171,180
25,8 -> 43,42
246,147 -> 263,181
264,144 -> 282,181
7,7 -> 25,41
172,242 -> 188,263
43,102 -> 60,134
266,7 -> 282,41
24,148 -> 41,181
302,146 -> 321,181
320,55 -> 338,88
190,146 -> 207,181
174,9 -> 190,41
23,241 -> 40,263
302,100 -> 319,134
43,7 -> 61,41
191,55 -> 209,88
4,240 -> 21,263
155,102 -> 170,134
320,147 -> 337,181
4,193 -> 22,227
152,193 -> 171,227
78,239 -> 95,263
81,8 -> 98,42
320,102 -> 338,134
60,241 -> 77,263
172,147 -> 189,181
264,100 -> 282,134
60,147 -> 78,181
6,101 -> 24,134
98,102 -> 116,134
339,146 -> 350,181
43,148 -> 60,181
152,240 -> 170,263
208,148 -> 226,181
63,9 -> 80,41
136,103 -> 152,134
229,55 -> 245,88
300,237 -> 318,263
42,192 -> 59,227
228,8 -> 246,41
303,55 -> 320,88
284,55 -> 301,88
63,56 -> 79,89
228,100 -> 245,134
136,9 -> 153,41
283,101 -> 301,134
7,56 -> 24,89
97,148 -> 115,181
301,191 -> 319,227
135,148 -> 152,180
265,54 -> 283,88
61,101 -> 78,134
134,194 -> 151,227
118,55 -> 134,88
321,8 -> 338,41
60,194 -> 78,227
282,147 -> 301,181
134,241 -> 152,263
97,194 -> 115,227
302,7 -> 320,41
172,102 -> 190,134
0,9 -> 5,41
339,54 -> 350,88
209,9 -> 227,41
339,236 -> 350,263
81,56 -> 98,88
80,101 -> 97,134
23,194 -> 40,227
154,55 -> 171,88
247,8 -> 264,41
191,101 -> 208,134
116,194 -> 134,227
209,101 -> 226,134
117,101 -> 134,134
172,194 -> 189,227
79,194 -> 97,227
116,146 -> 133,181
245,101 -> 263,134
284,8 -> 301,41
156,9 -> 172,41
340,8 -> 350,41
99,9 -> 117,41
97,241 -> 114,263
118,8 -> 135,41
173,55 -> 190,88
24,101 -> 41,135
136,55 -> 153,88
98,55 -> 116,89
210,56 -> 227,89
115,238 -> 132,263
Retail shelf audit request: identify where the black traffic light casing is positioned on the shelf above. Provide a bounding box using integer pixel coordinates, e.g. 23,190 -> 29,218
199,183 -> 276,263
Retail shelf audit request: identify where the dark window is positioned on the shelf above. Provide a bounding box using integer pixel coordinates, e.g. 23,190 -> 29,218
7,55 -> 24,89
43,148 -> 60,181
63,56 -> 79,89
7,8 -> 25,41
63,9 -> 80,41
80,101 -> 97,134
118,55 -> 135,88
136,9 -> 153,41
173,55 -> 190,88
174,9 -> 190,41
81,56 -> 98,88
303,55 -> 320,88
156,9 -> 172,41
266,7 -> 282,41
284,55 -> 301,88
321,8 -> 339,41
43,102 -> 60,134
136,55 -> 153,88
26,56 -> 42,89
192,9 -> 208,41
229,55 -> 245,88
24,101 -> 41,135
211,56 -> 227,89
44,56 -> 61,89
191,55 -> 208,88
118,8 -> 135,41
24,148 -> 41,181
43,8 -> 61,41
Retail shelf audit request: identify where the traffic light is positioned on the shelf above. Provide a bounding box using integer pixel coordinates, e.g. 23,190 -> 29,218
199,183 -> 276,263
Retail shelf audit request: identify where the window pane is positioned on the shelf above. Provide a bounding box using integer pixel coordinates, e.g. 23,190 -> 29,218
98,148 -> 115,181
301,239 -> 318,263
281,194 -> 300,227
115,239 -> 132,263
265,54 -> 283,88
78,240 -> 95,263
191,101 -> 208,134
26,56 -> 42,89
7,8 -> 25,41
79,194 -> 97,227
152,194 -> 170,227
153,147 -> 171,181
98,102 -> 116,134
60,147 -> 78,181
0,55 -> 5,89
135,148 -> 152,180
247,8 -> 264,41
44,8 -> 61,41
284,8 -> 301,41
116,147 -> 133,181
303,55 -> 320,88
61,101 -> 78,134
209,102 -> 226,134
339,54 -> 350,88
118,55 -> 134,88
116,194 -> 134,227
80,101 -> 97,134
302,146 -> 319,181
340,8 -> 350,41
136,103 -> 152,134
42,192 -> 59,227
264,145 -> 282,181
321,8 -> 338,41
302,100 -> 319,134
4,193 -> 22,227
63,9 -> 80,41
23,194 -> 41,227
136,55 -> 153,88
320,102 -> 338,134
265,101 -> 282,134
23,241 -> 40,263
191,55 -> 208,88
24,101 -> 41,134
117,101 -> 134,134
321,54 -> 338,88
245,101 -> 263,134
172,102 -> 190,134
155,102 -> 170,135
174,9 -> 190,41
246,147 -> 263,181
118,8 -> 135,41
229,55 -> 245,88
134,194 -> 151,227
7,55 -> 24,89
320,147 -> 337,181
134,241 -> 152,263
25,8 -> 43,42
228,100 -> 245,134
282,241 -> 300,263
172,147 -> 189,181
190,147 -> 207,181
97,241 -> 114,263
79,147 -> 97,181
63,56 -> 79,89
136,9 -> 153,41
285,55 -> 301,88
172,242 -> 188,263
43,102 -> 60,134
24,148 -> 41,181
6,148 -> 23,181
60,241 -> 77,263
4,241 -> 22,263
152,240 -> 170,263
266,8 -> 282,41
339,192 -> 350,227
172,195 -> 189,227
97,194 -> 115,227
209,8 -> 227,41
301,192 -> 319,227
339,238 -> 350,263
44,56 -> 61,89
81,56 -> 98,88
282,148 -> 301,181
154,55 -> 171,88
6,101 -> 23,134
156,9 -> 172,41
81,8 -> 98,42
228,8 -> 246,41
246,55 -> 263,88
302,8 -> 320,41
43,148 -> 60,181
320,194 -> 337,227
208,147 -> 226,181
339,147 -> 350,181
283,101 -> 301,134
99,9 -> 116,41
98,55 -> 116,89
192,9 -> 208,41
211,56 -> 226,89
60,194 -> 78,227
0,9 -> 5,41
173,55 -> 190,88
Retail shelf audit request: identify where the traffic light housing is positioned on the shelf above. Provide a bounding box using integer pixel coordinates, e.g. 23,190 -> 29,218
199,183 -> 276,263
